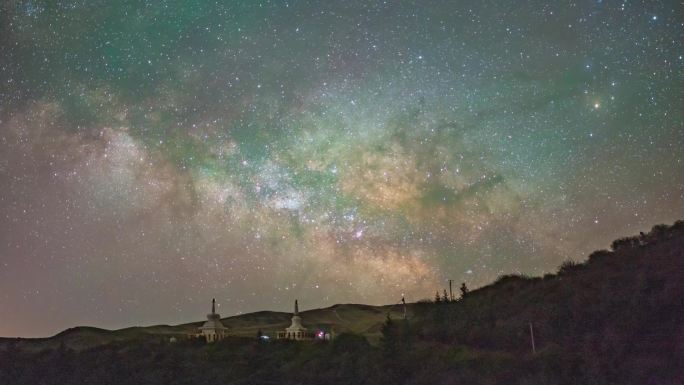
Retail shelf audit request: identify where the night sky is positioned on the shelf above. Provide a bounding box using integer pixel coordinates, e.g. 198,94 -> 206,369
1,1 -> 683,337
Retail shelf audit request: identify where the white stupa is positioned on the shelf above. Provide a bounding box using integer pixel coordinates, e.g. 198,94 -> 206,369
198,298 -> 227,342
277,299 -> 315,340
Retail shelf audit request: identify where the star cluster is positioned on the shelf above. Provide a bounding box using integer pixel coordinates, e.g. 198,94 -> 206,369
1,0 -> 682,337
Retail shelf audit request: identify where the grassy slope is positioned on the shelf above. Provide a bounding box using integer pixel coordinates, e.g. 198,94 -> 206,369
0,303 -> 410,352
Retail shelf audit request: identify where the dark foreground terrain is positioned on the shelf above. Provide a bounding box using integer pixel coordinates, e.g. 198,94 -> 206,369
1,221 -> 683,385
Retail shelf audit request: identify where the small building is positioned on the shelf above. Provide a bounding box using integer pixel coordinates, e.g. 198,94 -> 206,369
198,298 -> 228,343
276,299 -> 316,340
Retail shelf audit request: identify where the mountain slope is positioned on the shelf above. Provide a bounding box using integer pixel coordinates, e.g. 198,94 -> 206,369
0,303 -> 410,352
404,220 -> 684,384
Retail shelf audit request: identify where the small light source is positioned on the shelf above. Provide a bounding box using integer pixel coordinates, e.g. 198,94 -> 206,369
594,102 -> 600,109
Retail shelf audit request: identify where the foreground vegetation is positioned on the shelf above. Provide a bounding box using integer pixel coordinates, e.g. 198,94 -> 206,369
2,221 -> 683,384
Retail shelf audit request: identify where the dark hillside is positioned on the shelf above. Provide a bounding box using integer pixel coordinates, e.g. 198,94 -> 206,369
410,220 -> 684,384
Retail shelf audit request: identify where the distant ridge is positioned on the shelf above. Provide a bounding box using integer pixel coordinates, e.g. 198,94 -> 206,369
0,302 -> 408,351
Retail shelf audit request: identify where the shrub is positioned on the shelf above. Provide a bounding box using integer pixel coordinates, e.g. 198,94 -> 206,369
558,259 -> 582,275
649,224 -> 670,240
587,249 -> 612,263
610,236 -> 641,251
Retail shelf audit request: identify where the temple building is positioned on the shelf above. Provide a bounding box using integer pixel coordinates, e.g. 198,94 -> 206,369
276,299 -> 316,340
198,298 -> 228,342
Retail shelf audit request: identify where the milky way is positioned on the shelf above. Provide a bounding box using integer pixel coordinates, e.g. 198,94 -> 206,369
1,1 -> 683,337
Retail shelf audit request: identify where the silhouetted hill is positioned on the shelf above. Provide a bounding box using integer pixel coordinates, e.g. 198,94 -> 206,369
1,221 -> 682,385
404,220 -> 684,384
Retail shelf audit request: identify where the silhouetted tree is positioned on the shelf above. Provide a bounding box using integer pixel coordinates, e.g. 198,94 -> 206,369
650,224 -> 669,238
558,259 -> 580,275
611,236 -> 640,251
460,282 -> 468,298
380,313 -> 398,354
442,289 -> 449,302
434,290 -> 441,303
588,249 -> 611,262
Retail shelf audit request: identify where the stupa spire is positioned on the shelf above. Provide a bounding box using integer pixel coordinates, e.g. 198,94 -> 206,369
198,298 -> 227,343
276,298 -> 313,340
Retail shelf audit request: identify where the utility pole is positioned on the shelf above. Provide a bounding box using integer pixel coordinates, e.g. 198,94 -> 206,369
401,296 -> 407,320
448,279 -> 453,301
529,322 -> 536,354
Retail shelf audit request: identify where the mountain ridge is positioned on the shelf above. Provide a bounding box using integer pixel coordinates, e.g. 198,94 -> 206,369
0,302 -> 410,351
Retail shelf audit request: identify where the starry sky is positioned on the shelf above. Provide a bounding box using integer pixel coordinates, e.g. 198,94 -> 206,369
1,0 -> 683,337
